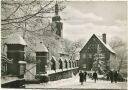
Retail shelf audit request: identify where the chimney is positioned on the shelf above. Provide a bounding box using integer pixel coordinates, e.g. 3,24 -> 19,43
102,33 -> 106,43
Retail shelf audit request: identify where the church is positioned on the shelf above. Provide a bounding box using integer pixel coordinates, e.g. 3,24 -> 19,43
1,2 -> 79,88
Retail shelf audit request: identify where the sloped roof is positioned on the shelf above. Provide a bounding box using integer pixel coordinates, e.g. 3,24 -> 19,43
35,42 -> 48,52
95,34 -> 115,54
58,41 -> 67,54
80,34 -> 115,54
5,33 -> 27,45
59,57 -> 64,62
51,56 -> 57,61
64,59 -> 68,62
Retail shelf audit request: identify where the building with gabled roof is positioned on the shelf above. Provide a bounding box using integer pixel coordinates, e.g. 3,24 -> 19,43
35,42 -> 48,52
79,34 -> 117,73
5,33 -> 27,46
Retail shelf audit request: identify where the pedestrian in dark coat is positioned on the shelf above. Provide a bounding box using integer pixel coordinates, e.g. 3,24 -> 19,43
84,71 -> 87,82
109,70 -> 114,83
113,71 -> 118,83
106,72 -> 109,81
93,71 -> 98,83
79,71 -> 84,85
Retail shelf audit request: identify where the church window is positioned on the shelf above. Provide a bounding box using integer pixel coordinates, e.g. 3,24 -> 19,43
51,57 -> 56,70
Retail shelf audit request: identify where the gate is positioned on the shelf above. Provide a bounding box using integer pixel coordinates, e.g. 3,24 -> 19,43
24,63 -> 36,80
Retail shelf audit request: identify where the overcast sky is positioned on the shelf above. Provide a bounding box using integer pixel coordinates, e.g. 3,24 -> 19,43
60,1 -> 127,42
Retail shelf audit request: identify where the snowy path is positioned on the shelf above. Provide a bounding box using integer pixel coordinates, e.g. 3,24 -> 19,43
25,75 -> 127,89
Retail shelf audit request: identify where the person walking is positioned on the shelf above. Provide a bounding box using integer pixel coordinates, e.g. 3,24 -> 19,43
109,70 -> 114,83
84,71 -> 87,82
113,71 -> 118,83
106,72 -> 109,81
79,71 -> 84,85
93,71 -> 98,83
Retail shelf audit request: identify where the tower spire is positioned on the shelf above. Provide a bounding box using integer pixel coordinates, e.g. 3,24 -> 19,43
55,1 -> 59,16
52,2 -> 61,21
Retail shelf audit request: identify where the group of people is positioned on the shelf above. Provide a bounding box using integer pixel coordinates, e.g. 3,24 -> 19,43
79,70 -> 98,85
107,70 -> 118,83
79,70 -> 119,85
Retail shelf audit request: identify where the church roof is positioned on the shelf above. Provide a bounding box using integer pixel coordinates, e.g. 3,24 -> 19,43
35,42 -> 48,52
58,41 -> 67,54
95,34 -> 115,54
59,57 -> 64,62
5,33 -> 27,45
80,34 -> 115,54
51,56 -> 57,61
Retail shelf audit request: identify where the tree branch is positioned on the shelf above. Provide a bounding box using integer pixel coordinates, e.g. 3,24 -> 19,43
6,4 -> 21,20
2,0 -> 54,25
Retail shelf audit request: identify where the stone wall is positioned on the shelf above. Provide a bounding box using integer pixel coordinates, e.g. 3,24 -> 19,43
48,68 -> 79,81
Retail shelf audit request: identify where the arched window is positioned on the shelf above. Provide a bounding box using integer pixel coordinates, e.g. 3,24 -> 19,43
59,59 -> 63,69
51,56 -> 56,70
64,59 -> 68,68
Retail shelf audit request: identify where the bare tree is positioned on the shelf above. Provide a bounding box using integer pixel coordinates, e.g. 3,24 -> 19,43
1,0 -> 66,36
64,39 -> 86,60
1,0 -> 66,64
109,37 -> 127,73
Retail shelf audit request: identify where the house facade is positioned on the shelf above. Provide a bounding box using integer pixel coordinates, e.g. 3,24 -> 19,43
79,34 -> 116,73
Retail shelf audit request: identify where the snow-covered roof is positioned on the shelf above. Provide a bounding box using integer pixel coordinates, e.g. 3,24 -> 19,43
64,59 -> 68,62
58,42 -> 66,54
95,34 -> 115,54
59,57 -> 64,61
80,34 -> 115,54
5,33 -> 27,45
18,61 -> 27,64
35,42 -> 48,52
51,56 -> 57,61
57,39 -> 69,55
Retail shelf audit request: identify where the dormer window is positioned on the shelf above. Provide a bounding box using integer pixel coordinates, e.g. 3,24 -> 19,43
59,59 -> 63,69
64,59 -> 68,68
51,57 -> 56,70
69,60 -> 71,68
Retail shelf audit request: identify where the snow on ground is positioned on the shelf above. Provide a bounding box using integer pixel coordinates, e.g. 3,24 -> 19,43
25,75 -> 127,89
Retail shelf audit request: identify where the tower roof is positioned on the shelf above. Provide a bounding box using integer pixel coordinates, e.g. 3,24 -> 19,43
5,33 -> 27,45
52,15 -> 61,21
35,42 -> 48,52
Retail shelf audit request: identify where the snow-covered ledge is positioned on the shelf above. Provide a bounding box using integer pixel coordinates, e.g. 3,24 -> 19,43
18,61 -> 27,64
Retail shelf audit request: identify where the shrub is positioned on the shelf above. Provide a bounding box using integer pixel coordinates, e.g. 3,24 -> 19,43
35,74 -> 49,83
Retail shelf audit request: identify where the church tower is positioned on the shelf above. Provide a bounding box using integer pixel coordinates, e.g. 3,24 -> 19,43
51,2 -> 63,38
